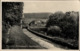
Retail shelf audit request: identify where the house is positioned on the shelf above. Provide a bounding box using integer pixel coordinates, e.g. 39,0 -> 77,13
29,20 -> 46,27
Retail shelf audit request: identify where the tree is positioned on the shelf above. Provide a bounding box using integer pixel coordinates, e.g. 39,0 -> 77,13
2,2 -> 23,26
46,11 -> 79,40
2,2 -> 23,49
46,11 -> 64,27
47,26 -> 62,36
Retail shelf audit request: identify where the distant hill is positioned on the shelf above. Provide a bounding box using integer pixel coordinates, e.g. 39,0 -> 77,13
24,13 -> 52,19
23,13 -> 52,26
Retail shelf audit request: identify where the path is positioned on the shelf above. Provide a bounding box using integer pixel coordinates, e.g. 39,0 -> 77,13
23,29 -> 65,50
6,25 -> 45,49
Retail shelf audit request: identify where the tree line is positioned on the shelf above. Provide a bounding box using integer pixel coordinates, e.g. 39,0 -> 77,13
46,11 -> 79,40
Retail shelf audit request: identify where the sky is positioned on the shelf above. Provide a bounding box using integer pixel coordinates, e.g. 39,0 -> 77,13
23,1 -> 80,13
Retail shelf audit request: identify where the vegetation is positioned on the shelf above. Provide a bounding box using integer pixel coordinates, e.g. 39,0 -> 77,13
30,27 -> 47,34
2,2 -> 23,26
29,11 -> 79,49
2,2 -> 23,49
2,2 -> 45,49
45,11 -> 79,48
47,26 -> 62,36
24,13 -> 51,19
7,25 -> 44,49
23,13 -> 50,27
46,11 -> 79,40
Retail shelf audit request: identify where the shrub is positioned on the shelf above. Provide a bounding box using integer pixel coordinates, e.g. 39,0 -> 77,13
46,11 -> 79,40
47,26 -> 62,36
2,21 -> 9,48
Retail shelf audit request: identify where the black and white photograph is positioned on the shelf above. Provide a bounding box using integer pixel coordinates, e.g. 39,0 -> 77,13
2,1 -> 79,50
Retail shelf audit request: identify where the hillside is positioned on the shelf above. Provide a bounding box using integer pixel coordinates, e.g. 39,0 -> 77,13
23,13 -> 51,26
24,13 -> 52,19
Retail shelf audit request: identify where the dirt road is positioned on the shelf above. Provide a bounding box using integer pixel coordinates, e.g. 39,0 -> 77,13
7,25 -> 45,49
6,25 -> 66,49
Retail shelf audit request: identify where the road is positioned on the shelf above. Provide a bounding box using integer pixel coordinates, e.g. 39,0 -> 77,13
23,29 -> 65,50
5,25 -> 68,49
6,26 -> 45,49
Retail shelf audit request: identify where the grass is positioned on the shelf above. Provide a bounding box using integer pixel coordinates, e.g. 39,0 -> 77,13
30,27 -> 47,34
4,25 -> 45,49
2,21 -> 9,49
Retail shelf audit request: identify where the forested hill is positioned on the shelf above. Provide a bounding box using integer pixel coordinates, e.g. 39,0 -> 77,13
24,13 -> 52,19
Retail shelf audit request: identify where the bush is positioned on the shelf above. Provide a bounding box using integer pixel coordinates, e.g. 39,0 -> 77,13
46,11 -> 79,40
2,21 -> 9,48
47,26 -> 62,36
2,2 -> 23,26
